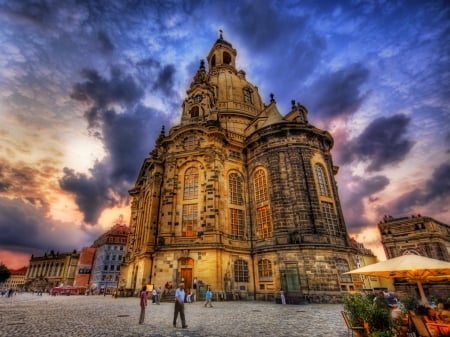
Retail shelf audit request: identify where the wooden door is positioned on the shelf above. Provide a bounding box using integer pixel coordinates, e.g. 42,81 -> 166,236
181,268 -> 193,290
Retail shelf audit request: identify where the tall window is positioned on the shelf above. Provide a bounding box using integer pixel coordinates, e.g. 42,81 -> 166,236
229,173 -> 243,205
258,259 -> 272,281
230,208 -> 244,238
254,169 -> 268,204
256,205 -> 271,239
234,259 -> 249,282
321,201 -> 338,236
315,164 -> 330,197
336,259 -> 352,283
182,204 -> 198,237
184,136 -> 197,151
189,106 -> 199,118
223,52 -> 231,65
243,88 -> 252,103
184,167 -> 198,199
254,169 -> 271,239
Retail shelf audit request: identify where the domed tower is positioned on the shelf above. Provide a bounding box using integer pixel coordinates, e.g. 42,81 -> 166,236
121,32 -> 357,303
179,31 -> 264,135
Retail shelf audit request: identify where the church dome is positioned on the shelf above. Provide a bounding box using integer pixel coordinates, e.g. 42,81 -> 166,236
205,32 -> 264,117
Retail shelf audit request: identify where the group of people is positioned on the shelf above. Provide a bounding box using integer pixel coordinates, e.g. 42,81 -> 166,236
138,282 -> 215,328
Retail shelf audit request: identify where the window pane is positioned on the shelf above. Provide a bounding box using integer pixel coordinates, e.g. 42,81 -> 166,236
254,170 -> 268,204
230,208 -> 244,237
234,259 -> 249,282
257,205 -> 271,239
182,204 -> 198,237
315,164 -> 330,197
321,201 -> 338,236
229,173 -> 243,205
184,167 -> 198,199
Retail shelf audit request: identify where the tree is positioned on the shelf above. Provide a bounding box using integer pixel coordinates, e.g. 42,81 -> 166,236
0,263 -> 11,283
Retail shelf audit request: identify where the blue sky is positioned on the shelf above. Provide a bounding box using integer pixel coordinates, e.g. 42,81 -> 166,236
0,0 -> 449,268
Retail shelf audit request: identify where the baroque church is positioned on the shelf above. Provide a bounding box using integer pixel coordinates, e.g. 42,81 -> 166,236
120,33 -> 358,302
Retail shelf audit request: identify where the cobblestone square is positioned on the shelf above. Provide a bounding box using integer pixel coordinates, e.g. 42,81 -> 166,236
0,293 -> 348,337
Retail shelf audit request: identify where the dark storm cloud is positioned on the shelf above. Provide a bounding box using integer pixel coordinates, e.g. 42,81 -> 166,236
389,163 -> 450,216
307,63 -> 370,122
65,64 -> 173,224
0,197 -> 99,254
0,198 -> 42,248
2,0 -> 54,26
341,175 -> 390,232
71,67 -> 145,129
339,114 -> 414,172
60,165 -> 114,224
152,65 -> 176,97
446,132 -> 450,154
97,30 -> 115,53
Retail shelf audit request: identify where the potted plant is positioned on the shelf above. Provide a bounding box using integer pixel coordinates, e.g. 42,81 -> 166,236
366,297 -> 393,337
343,293 -> 371,335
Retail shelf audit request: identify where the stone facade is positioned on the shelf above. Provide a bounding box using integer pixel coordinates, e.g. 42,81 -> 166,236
25,250 -> 79,291
120,34 -> 358,303
378,214 -> 450,298
3,266 -> 27,290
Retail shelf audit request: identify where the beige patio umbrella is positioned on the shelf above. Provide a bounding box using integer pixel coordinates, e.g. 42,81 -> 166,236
345,254 -> 450,306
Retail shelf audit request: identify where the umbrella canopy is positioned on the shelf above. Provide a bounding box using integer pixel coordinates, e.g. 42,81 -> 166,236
345,254 -> 450,306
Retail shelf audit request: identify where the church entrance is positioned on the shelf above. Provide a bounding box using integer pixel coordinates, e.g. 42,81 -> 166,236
179,257 -> 194,290
181,268 -> 193,290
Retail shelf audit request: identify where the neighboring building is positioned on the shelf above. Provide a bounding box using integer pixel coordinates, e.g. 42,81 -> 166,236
120,33 -> 358,303
349,238 -> 394,292
73,247 -> 96,288
25,250 -> 79,291
90,224 -> 129,294
378,214 -> 450,298
3,267 -> 27,290
379,214 -> 450,261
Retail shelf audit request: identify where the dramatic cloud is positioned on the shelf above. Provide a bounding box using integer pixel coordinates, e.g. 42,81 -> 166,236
340,114 -> 414,172
1,0 -> 448,268
61,65 -> 173,224
340,174 -> 390,232
388,163 -> 450,216
0,197 -> 97,254
307,63 -> 371,123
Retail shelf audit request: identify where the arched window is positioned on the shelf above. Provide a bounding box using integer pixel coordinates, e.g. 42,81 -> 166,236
211,55 -> 216,67
336,259 -> 352,283
243,88 -> 252,103
184,167 -> 198,200
254,169 -> 271,239
315,164 -> 330,197
234,259 -> 249,282
258,259 -> 272,281
223,52 -> 231,65
229,173 -> 243,205
189,106 -> 199,118
254,169 -> 268,204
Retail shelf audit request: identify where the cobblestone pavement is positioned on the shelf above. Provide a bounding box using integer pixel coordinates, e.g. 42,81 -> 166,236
0,293 -> 349,337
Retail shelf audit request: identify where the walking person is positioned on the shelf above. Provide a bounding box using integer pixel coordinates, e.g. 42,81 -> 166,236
173,282 -> 188,329
204,287 -> 213,307
156,286 -> 162,305
139,285 -> 148,324
152,287 -> 157,304
186,289 -> 192,303
280,289 -> 286,305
